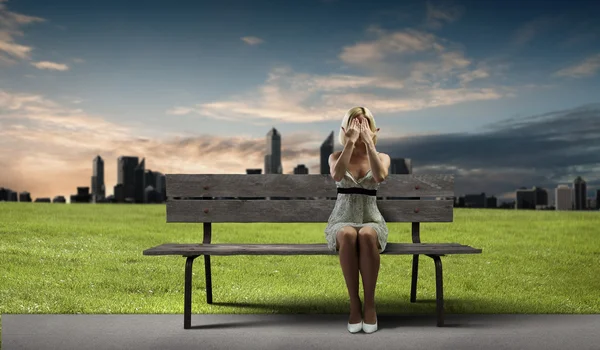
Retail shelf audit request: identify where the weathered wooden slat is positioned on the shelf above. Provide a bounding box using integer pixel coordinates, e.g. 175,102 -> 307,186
166,174 -> 454,198
166,199 -> 453,223
143,243 -> 482,256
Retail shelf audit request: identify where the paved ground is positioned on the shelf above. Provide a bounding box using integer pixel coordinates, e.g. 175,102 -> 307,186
3,314 -> 600,350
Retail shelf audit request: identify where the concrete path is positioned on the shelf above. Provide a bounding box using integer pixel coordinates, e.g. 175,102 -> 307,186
3,314 -> 600,350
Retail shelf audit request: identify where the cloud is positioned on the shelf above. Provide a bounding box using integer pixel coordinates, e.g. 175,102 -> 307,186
0,89 -> 329,200
170,27 -> 506,123
554,53 -> 600,78
2,89 -> 599,204
0,0 -> 44,62
512,16 -> 561,46
376,103 -> 600,201
241,36 -> 264,45
31,61 -> 69,71
425,1 -> 464,29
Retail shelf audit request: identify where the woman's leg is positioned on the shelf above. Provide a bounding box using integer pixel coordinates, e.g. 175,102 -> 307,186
336,226 -> 361,323
357,226 -> 381,324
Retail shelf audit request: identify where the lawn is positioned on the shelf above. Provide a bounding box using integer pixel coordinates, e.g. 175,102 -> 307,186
1,202 -> 599,346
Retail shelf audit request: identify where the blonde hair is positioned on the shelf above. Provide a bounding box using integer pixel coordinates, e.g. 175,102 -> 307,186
338,106 -> 377,146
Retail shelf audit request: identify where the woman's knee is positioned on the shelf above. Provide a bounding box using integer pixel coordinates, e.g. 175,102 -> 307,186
336,226 -> 358,249
358,227 -> 379,248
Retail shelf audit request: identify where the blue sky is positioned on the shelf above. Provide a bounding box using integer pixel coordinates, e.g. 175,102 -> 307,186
1,0 -> 599,203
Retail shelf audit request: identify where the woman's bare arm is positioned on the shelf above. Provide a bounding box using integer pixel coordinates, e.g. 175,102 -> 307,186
329,140 -> 356,182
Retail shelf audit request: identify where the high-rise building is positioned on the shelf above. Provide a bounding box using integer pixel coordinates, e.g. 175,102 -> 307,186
91,155 -> 105,202
264,128 -> 282,174
389,158 -> 412,174
533,187 -> 548,208
117,156 -> 139,202
516,186 -> 548,209
153,171 -> 166,202
387,158 -> 412,200
134,158 -> 146,203
573,176 -> 586,210
516,187 -> 535,209
145,169 -> 156,189
555,184 -> 572,210
294,164 -> 309,174
464,193 -> 486,208
320,131 -> 334,174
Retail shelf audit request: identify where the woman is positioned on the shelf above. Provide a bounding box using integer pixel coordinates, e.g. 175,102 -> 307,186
324,106 -> 391,334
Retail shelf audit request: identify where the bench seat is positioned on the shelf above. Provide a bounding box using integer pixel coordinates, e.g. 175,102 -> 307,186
143,242 -> 482,256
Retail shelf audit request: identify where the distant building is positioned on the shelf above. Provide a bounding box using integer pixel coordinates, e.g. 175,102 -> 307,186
153,171 -> 166,202
246,168 -> 262,174
144,185 -> 161,203
113,183 -> 125,203
19,191 -> 32,202
70,187 -> 91,203
516,186 -> 548,209
52,196 -> 66,203
555,185 -> 573,210
385,158 -> 412,200
486,196 -> 497,208
516,188 -> 535,209
597,189 -> 600,210
134,158 -> 146,203
573,176 -> 586,210
294,164 -> 309,174
389,158 -> 412,175
320,131 -> 334,174
34,198 -> 51,203
0,187 -> 16,202
464,193 -> 486,208
264,128 -> 282,174
91,155 -> 105,202
118,156 -> 139,202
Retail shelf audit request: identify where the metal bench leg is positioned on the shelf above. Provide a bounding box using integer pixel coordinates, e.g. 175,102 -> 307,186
204,255 -> 213,304
410,254 -> 419,302
426,254 -> 444,327
184,255 -> 199,329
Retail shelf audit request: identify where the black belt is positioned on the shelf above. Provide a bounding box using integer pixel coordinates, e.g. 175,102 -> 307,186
337,187 -> 377,196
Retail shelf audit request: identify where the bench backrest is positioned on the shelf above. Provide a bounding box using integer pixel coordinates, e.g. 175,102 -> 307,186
165,174 -> 454,223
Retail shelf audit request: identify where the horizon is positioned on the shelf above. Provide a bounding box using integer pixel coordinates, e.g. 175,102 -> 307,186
1,0 -> 599,203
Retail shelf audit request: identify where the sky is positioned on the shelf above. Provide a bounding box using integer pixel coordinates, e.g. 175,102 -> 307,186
1,0 -> 599,204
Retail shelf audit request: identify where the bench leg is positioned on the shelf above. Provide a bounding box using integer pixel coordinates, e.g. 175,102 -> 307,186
426,254 -> 444,327
204,255 -> 213,304
410,254 -> 419,302
184,255 -> 199,329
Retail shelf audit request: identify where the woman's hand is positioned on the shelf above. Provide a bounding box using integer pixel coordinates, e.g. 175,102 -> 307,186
341,118 -> 361,143
359,121 -> 379,146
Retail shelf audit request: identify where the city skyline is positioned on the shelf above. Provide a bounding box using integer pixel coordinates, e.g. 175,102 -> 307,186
1,0 -> 599,204
1,125 -> 599,208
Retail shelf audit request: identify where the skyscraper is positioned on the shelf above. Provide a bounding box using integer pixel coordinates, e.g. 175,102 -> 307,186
555,184 -> 573,210
389,158 -> 412,174
134,158 -> 146,203
573,176 -> 586,210
264,128 -> 282,174
91,155 -> 105,202
320,131 -> 334,174
117,156 -> 139,202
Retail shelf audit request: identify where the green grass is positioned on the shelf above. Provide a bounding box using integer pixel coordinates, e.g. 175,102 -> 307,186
1,202 -> 599,346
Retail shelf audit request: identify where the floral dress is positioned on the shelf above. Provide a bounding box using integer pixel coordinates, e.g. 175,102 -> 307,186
324,169 -> 388,253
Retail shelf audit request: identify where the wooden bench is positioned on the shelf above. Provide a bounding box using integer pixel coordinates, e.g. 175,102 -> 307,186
143,173 -> 482,329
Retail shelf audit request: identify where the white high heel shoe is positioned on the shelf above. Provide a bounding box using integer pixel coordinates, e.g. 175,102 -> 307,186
362,318 -> 378,334
347,320 -> 363,333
